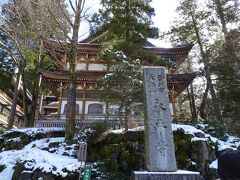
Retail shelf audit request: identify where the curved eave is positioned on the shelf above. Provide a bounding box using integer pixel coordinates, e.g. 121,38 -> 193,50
144,43 -> 194,67
40,69 -> 106,82
41,69 -> 196,100
43,38 -> 193,68
43,38 -> 101,58
167,73 -> 196,97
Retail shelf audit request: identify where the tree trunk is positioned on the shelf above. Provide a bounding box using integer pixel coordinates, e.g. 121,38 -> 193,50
28,74 -> 41,127
124,106 -> 130,131
186,57 -> 197,123
187,87 -> 193,120
214,0 -> 228,38
118,103 -> 124,127
199,83 -> 209,120
7,73 -> 21,129
22,70 -> 30,127
190,8 -> 222,121
28,40 -> 43,127
187,84 -> 197,123
65,0 -> 82,141
205,72 -> 222,120
191,84 -> 198,122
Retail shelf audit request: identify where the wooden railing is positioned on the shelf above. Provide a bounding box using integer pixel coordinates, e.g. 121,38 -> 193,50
35,114 -> 124,129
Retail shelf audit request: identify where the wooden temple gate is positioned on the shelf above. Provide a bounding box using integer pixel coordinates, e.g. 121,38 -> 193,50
34,38 -> 196,129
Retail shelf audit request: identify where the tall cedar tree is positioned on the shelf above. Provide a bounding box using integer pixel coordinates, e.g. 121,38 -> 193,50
207,0 -> 240,133
166,0 -> 222,122
90,0 -> 159,60
64,0 -> 83,140
90,0 -> 159,130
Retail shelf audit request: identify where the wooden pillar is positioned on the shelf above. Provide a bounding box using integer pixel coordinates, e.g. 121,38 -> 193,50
86,54 -> 89,70
171,91 -> 177,119
37,92 -> 44,120
57,82 -> 63,117
105,98 -> 109,121
36,75 -> 43,120
81,87 -> 86,122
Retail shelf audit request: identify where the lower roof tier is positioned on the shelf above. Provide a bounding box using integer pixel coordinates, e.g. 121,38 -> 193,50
40,69 -> 196,100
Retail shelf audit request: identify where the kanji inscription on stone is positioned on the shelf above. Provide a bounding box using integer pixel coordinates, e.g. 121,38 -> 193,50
143,67 -> 177,172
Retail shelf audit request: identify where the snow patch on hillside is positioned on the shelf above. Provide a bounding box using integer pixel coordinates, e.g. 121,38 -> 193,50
0,137 -> 79,179
3,128 -> 64,136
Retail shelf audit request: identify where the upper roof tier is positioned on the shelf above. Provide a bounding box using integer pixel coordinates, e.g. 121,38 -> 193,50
43,38 -> 193,69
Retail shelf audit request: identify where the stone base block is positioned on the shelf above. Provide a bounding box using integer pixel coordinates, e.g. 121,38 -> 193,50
131,170 -> 202,180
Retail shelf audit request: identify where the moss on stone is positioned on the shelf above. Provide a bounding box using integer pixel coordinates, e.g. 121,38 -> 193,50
173,129 -> 192,169
48,142 -> 61,148
3,131 -> 22,139
0,164 -> 6,173
12,161 -> 27,180
100,159 -> 119,172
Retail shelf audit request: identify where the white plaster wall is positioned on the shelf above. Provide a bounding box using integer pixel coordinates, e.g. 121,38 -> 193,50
61,100 -> 67,113
66,63 -> 86,70
85,101 -> 105,114
77,63 -> 86,70
88,64 -> 106,71
61,100 -> 83,114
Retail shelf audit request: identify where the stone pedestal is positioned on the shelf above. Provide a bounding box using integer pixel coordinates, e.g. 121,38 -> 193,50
131,171 -> 202,180
143,67 -> 177,172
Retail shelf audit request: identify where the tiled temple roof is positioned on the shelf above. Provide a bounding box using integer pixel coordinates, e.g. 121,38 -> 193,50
43,38 -> 193,68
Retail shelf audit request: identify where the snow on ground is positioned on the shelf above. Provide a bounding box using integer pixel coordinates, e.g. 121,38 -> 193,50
3,127 -> 64,136
111,129 -> 125,134
0,137 -> 80,179
209,160 -> 218,169
172,124 -> 204,136
1,124 -> 239,179
191,137 -> 208,142
24,137 -> 64,149
6,137 -> 21,142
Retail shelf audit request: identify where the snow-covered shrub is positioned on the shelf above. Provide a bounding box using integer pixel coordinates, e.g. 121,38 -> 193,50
196,119 -> 227,140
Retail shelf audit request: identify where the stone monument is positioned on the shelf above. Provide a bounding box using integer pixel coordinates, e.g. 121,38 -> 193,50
143,67 -> 177,172
131,67 -> 201,180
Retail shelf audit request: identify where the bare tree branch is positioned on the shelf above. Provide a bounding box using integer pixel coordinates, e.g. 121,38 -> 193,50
69,0 -> 76,13
56,0 -> 74,27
